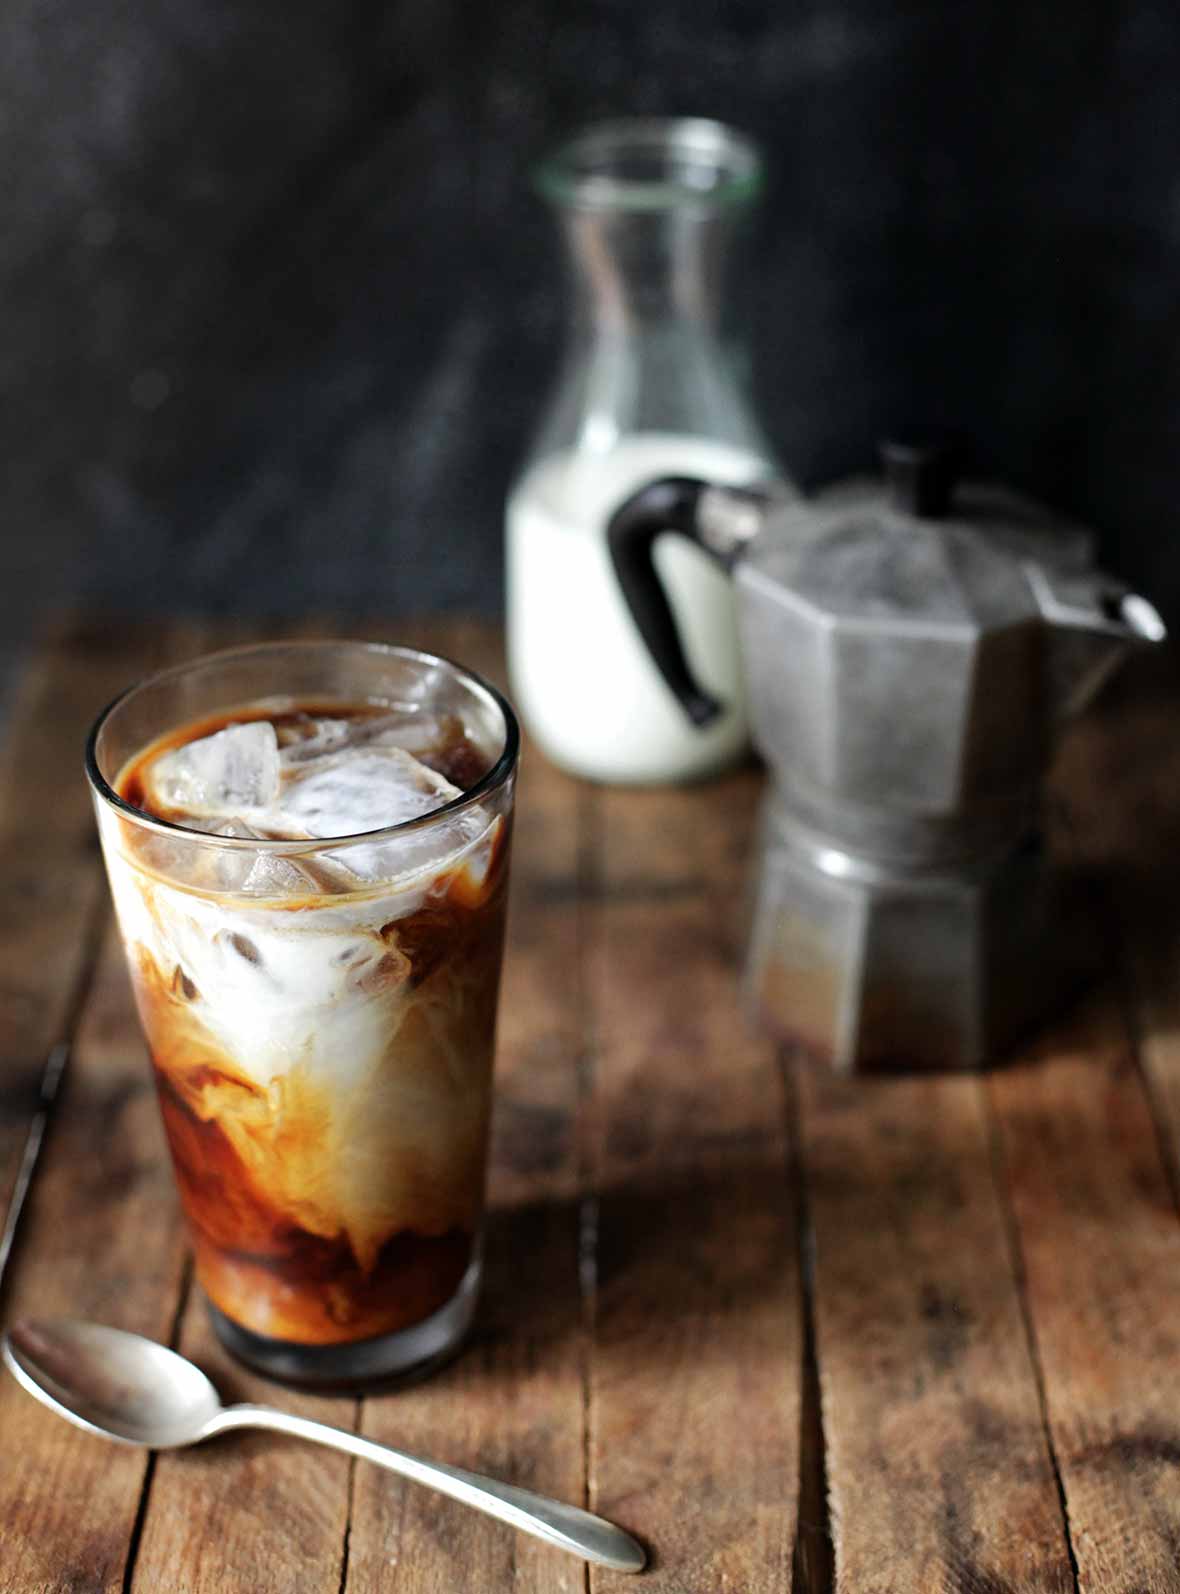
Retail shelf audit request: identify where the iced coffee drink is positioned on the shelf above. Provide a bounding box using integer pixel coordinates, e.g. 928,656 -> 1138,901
86,642 -> 518,1385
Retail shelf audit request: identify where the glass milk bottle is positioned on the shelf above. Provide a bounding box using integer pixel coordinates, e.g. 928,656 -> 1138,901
506,118 -> 790,784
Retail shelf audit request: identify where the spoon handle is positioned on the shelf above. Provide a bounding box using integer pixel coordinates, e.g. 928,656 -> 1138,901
211,1403 -> 646,1574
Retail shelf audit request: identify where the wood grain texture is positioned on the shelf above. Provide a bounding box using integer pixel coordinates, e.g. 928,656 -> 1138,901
0,921 -> 188,1591
1053,648 -> 1180,1188
988,995 -> 1180,1593
11,620 -> 1180,1594
0,619 -> 174,1241
130,1294 -> 355,1593
0,621 -> 211,1592
1017,650 -> 1180,1592
798,1063 -> 1073,1592
586,773 -> 801,1592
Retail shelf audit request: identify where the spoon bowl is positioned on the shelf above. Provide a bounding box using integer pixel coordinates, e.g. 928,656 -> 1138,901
5,1319 -> 223,1447
2,1317 -> 646,1575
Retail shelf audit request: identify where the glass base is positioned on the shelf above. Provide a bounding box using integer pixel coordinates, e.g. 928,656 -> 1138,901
206,1252 -> 483,1392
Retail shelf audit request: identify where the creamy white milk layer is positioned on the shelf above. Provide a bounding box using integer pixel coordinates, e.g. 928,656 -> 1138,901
102,824 -> 495,1094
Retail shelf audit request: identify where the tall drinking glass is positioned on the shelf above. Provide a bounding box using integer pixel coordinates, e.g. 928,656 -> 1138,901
86,641 -> 518,1387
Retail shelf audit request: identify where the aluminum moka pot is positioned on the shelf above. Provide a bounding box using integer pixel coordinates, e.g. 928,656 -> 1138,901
608,438 -> 1166,1070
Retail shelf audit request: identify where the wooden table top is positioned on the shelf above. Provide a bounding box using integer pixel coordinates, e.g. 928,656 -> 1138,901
3,615 -> 1180,1593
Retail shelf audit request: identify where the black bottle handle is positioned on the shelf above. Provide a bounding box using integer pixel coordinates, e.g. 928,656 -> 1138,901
606,475 -> 724,728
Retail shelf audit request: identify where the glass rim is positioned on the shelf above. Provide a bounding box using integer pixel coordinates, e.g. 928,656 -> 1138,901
84,638 -> 521,856
533,116 -> 765,214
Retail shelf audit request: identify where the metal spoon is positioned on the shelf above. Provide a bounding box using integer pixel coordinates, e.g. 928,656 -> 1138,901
3,1319 -> 646,1574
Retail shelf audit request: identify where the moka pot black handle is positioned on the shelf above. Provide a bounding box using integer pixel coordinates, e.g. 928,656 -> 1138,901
606,475 -> 774,729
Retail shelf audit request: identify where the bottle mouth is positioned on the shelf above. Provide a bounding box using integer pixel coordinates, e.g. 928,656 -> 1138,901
534,118 -> 764,214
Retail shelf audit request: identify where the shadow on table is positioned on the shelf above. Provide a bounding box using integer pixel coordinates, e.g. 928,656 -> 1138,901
478,1144 -> 797,1352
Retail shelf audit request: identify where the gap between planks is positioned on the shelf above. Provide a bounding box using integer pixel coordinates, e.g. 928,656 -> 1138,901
584,772 -> 801,1592
981,1069 -> 1082,1594
577,780 -> 603,1594
0,886 -> 109,1308
791,1040 -> 1076,1586
781,1051 -> 834,1594
1030,651 -> 1180,1591
120,1256 -> 195,1594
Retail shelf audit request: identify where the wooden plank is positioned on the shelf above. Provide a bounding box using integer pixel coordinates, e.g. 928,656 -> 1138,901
0,920 -> 189,1591
996,650 -> 1180,1591
586,772 -> 801,1591
987,994 -> 1180,1592
129,1297 -> 355,1593
1053,648 -> 1180,1177
0,622 -> 218,1592
345,622 -> 588,1592
0,619 -> 172,1240
797,1063 -> 1073,1591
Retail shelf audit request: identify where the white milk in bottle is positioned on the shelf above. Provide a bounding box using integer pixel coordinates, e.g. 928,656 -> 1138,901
507,434 -> 774,784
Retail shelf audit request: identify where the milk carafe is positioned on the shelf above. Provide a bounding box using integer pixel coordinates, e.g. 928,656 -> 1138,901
506,118 -> 791,784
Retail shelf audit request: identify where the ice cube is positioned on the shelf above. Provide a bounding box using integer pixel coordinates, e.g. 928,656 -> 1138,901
202,819 -> 343,896
328,805 -> 493,886
148,722 -> 281,820
279,710 -> 462,766
240,852 -> 327,897
208,818 -> 266,839
275,746 -> 460,839
277,716 -> 359,763
363,710 -> 464,758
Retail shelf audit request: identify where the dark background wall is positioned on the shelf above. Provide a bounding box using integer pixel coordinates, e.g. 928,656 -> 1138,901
4,0 -> 1180,663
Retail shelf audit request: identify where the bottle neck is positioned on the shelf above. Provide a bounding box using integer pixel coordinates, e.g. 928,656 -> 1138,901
558,204 -> 737,336
530,193 -> 777,465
